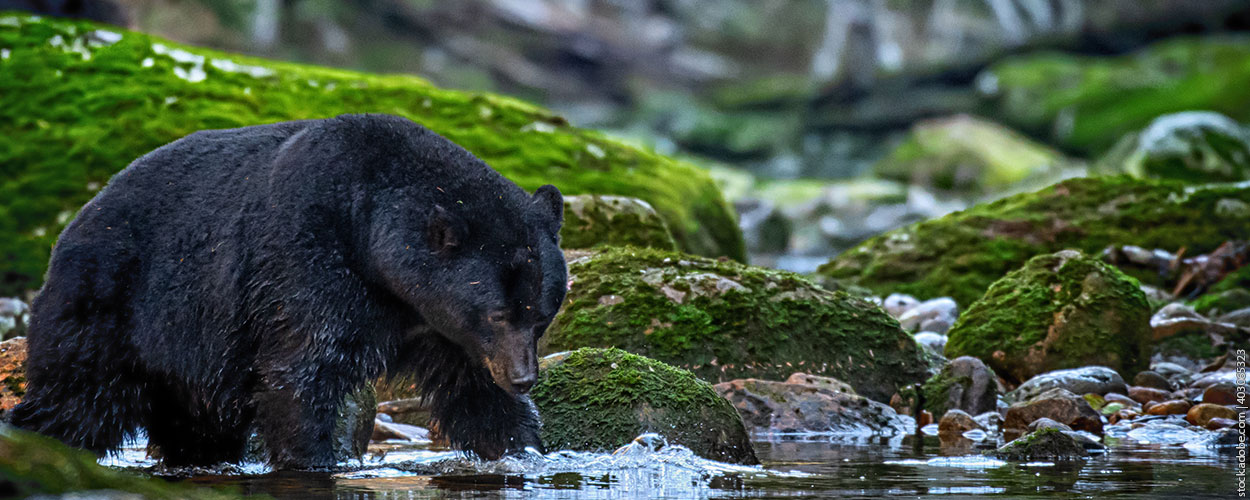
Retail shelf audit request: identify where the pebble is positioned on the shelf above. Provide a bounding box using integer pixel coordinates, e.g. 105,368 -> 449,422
1009,366 -> 1128,403
1187,403 -> 1237,427
883,293 -> 920,318
1132,371 -> 1173,391
1145,399 -> 1192,415
897,297 -> 958,333
1202,382 -> 1236,405
1127,386 -> 1172,405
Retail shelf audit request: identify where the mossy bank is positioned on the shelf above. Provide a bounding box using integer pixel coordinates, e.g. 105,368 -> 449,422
818,176 -> 1250,306
542,246 -> 932,402
0,13 -> 744,295
531,348 -> 756,464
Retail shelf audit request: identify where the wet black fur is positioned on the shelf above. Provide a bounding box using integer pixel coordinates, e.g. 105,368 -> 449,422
10,114 -> 566,468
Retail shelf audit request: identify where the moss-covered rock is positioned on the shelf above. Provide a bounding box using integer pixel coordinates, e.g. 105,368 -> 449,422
990,427 -> 1090,462
0,425 -> 246,498
541,246 -> 931,402
530,348 -> 756,464
1189,288 -> 1250,316
921,356 -> 998,418
871,114 -> 1076,196
560,195 -> 677,251
817,176 -> 1250,305
0,13 -> 744,296
982,36 -> 1250,155
1095,111 -> 1250,183
945,250 -> 1152,385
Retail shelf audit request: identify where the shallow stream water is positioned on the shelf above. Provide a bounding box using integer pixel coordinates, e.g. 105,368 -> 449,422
103,432 -> 1240,499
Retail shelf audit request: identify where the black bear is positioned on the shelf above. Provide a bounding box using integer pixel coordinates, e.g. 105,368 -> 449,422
10,114 -> 567,468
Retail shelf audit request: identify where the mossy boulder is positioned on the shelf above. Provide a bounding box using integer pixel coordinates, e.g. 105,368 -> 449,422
871,114 -> 1075,197
817,176 -> 1250,305
0,425 -> 245,499
1095,111 -> 1250,183
982,36 -> 1250,155
560,195 -> 677,251
0,13 -> 744,296
990,427 -> 1090,462
541,246 -> 931,402
531,348 -> 757,465
921,356 -> 998,418
945,250 -> 1152,385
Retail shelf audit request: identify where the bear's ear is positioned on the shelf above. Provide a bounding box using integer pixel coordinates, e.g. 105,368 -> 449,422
531,184 -> 564,231
428,205 -> 465,254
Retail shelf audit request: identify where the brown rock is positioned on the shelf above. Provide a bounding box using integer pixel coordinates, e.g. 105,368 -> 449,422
938,409 -> 981,443
1187,403 -> 1237,427
1145,399 -> 1192,415
1132,370 -> 1173,391
1003,388 -> 1103,438
1127,386 -> 1171,405
1103,393 -> 1139,408
714,377 -> 910,434
1108,409 -> 1139,425
0,337 -> 26,411
1207,417 -> 1236,430
1202,382 -> 1237,406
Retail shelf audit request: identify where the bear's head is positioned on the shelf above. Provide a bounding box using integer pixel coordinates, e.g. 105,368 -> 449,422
370,183 -> 567,395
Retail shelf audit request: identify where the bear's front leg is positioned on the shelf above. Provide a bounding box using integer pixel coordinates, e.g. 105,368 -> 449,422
253,373 -> 340,469
427,367 -> 544,460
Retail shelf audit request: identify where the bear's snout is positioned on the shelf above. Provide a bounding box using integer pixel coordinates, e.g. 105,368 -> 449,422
485,333 -> 539,395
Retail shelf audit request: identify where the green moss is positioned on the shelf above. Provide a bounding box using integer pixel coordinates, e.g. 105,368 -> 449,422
560,195 -> 678,251
1209,265 -> 1250,295
985,36 -> 1250,155
1188,288 -> 1250,316
945,250 -> 1152,384
0,426 -> 251,498
921,372 -> 972,417
530,347 -> 756,464
818,176 -> 1250,305
990,426 -> 1088,461
1094,111 -> 1250,183
872,114 -> 1075,195
542,246 -> 930,402
1153,333 -> 1223,361
0,13 -> 744,295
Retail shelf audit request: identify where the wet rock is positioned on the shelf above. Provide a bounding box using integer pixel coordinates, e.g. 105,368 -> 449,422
1191,370 -> 1237,390
922,356 -> 998,418
376,397 -> 432,427
715,375 -> 910,437
543,247 -> 932,402
974,411 -> 1003,431
946,250 -> 1152,385
883,293 -> 920,318
1027,418 -> 1072,433
913,332 -> 948,354
898,297 -> 958,334
1132,371 -> 1174,391
1151,303 -> 1241,343
991,427 -> 1091,462
1127,386 -> 1172,405
1008,366 -> 1129,404
1203,382 -> 1237,405
783,373 -> 856,394
937,409 -> 982,447
371,414 -> 430,442
1145,399 -> 1192,416
1187,403 -> 1238,427
1095,111 -> 1250,183
0,298 -> 28,340
533,347 -> 757,465
1003,388 -> 1103,440
1126,421 -> 1203,445
1220,306 -> 1250,328
561,195 -> 679,251
1104,393 -> 1139,409
0,337 -> 27,412
1191,289 -> 1250,317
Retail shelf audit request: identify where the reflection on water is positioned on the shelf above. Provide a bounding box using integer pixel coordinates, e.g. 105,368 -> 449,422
107,433 -> 1238,499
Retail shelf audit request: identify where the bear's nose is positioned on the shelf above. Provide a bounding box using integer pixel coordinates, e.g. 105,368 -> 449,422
511,374 -> 537,394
